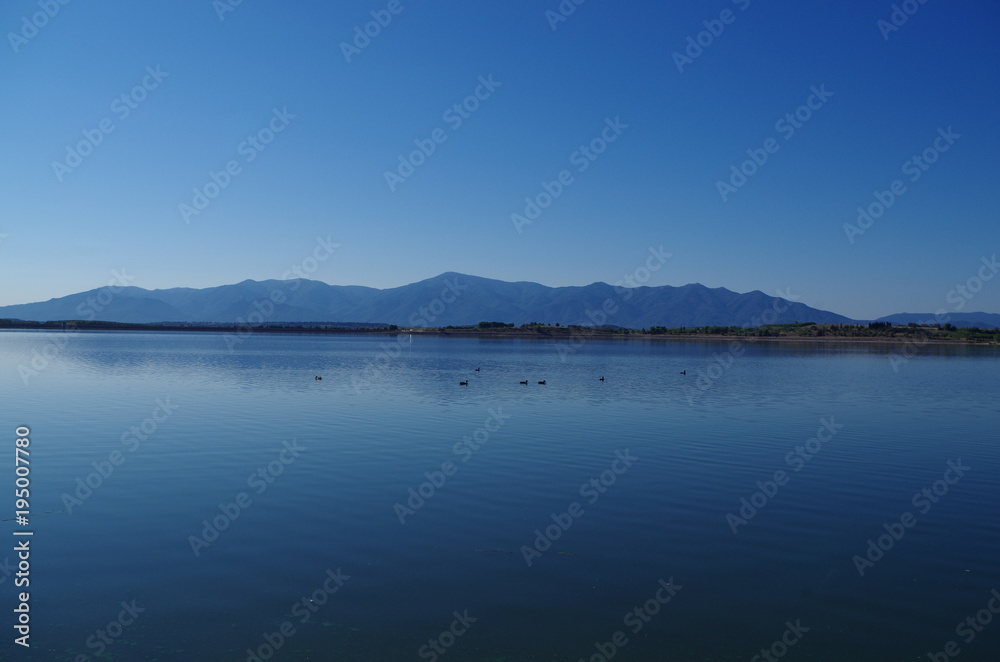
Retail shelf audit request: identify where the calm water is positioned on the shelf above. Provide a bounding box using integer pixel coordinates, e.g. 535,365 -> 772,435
1,330 -> 998,661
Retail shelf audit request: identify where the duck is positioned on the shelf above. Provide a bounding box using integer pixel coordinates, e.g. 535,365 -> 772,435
314,376 -> 323,380
474,367 -> 481,372
598,376 -> 605,381
519,380 -> 528,385
537,380 -> 546,385
459,381 -> 468,386
679,370 -> 686,375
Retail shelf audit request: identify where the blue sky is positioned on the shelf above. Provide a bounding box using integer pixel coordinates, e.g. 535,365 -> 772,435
2,0 -> 997,320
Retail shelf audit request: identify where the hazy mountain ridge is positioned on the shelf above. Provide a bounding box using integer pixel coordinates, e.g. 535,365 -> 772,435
2,272 -> 988,328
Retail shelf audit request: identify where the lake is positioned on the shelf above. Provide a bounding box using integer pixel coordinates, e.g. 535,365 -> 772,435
1,330 -> 998,661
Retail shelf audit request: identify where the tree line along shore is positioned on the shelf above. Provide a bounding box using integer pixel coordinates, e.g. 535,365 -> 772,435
1,319 -> 998,344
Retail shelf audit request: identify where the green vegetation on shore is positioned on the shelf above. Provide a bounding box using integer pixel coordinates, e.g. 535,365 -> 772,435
437,321 -> 1000,343
2,319 -> 997,343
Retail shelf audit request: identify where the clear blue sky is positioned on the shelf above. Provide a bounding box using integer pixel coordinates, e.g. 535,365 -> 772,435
2,0 -> 997,320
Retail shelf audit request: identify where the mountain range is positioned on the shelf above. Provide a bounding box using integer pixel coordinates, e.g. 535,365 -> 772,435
0,273 -> 996,329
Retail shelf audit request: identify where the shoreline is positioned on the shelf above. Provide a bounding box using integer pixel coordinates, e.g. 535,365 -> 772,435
1,321 -> 997,346
406,329 -> 997,346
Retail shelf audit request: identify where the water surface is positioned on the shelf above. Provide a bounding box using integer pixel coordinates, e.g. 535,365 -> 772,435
1,331 -> 997,661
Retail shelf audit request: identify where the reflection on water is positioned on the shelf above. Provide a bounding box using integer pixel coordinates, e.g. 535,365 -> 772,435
1,330 -> 998,661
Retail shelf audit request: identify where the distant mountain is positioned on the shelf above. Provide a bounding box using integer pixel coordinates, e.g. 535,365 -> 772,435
0,272 -> 859,328
875,312 -> 1000,328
